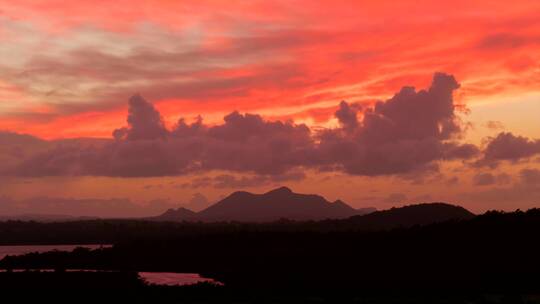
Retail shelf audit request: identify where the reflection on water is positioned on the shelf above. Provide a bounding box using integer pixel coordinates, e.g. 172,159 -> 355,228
0,244 -> 110,259
139,272 -> 220,286
0,269 -> 220,286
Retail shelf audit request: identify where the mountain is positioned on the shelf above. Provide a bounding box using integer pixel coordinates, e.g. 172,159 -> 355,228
152,187 -> 373,222
151,188 -> 473,226
328,202 -> 475,230
150,207 -> 197,222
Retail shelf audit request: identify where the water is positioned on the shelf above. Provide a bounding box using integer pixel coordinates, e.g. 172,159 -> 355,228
0,244 -> 220,286
139,272 -> 219,286
0,244 -> 110,259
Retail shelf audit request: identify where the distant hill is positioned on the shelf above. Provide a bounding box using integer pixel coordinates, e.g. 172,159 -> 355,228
151,187 -> 374,222
0,214 -> 100,222
326,202 -> 475,230
153,208 -> 197,222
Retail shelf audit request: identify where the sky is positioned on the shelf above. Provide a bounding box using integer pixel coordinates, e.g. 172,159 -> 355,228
0,0 -> 540,216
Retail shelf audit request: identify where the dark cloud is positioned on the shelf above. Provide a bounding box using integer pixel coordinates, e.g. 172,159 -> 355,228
114,94 -> 168,141
472,172 -> 512,186
317,72 -> 477,175
473,173 -> 496,186
520,168 -> 540,185
477,33 -> 540,50
479,132 -> 540,166
1,73 -> 483,178
335,100 -> 360,132
443,143 -> 480,159
457,167 -> 540,211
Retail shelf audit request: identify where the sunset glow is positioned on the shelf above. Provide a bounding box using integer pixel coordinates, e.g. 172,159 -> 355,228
1,1 -> 540,215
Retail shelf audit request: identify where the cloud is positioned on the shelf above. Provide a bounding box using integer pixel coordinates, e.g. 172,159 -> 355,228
472,172 -> 512,186
479,132 -> 540,166
485,120 -> 505,130
477,33 -> 540,50
473,173 -> 496,186
113,94 -> 168,141
178,172 -> 306,190
317,72 -> 478,175
2,1 -> 540,141
457,167 -> 540,211
335,100 -> 360,132
0,131 -> 48,172
213,171 -> 306,189
212,175 -> 270,189
1,73 -> 482,178
520,168 -> 540,185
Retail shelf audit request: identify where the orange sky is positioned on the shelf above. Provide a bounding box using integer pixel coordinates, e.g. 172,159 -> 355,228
0,1 -> 539,215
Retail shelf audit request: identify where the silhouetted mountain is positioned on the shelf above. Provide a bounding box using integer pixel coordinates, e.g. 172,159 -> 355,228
330,202 -> 475,230
151,207 -> 197,222
152,187 -> 373,222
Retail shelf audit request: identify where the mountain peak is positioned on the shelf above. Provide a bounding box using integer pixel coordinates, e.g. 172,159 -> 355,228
153,207 -> 196,221
265,186 -> 293,195
192,187 -> 357,222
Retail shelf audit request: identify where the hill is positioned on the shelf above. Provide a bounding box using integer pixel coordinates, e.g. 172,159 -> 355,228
324,202 -> 475,230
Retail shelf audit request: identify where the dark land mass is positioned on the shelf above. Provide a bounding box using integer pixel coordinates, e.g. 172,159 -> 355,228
0,272 -> 538,304
0,207 -> 539,303
0,214 -> 100,222
0,202 -> 471,245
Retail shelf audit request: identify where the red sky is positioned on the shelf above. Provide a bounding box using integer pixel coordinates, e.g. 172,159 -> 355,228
0,1 -> 539,216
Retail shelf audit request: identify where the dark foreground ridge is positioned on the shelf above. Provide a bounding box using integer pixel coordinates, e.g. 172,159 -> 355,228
1,208 -> 540,301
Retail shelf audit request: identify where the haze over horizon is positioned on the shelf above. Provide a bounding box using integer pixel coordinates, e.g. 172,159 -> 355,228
1,1 -> 540,216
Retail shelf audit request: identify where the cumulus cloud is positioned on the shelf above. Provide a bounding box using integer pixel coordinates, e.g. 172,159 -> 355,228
1,73 -> 483,178
458,167 -> 540,210
317,72 -> 478,175
113,94 -> 168,141
335,100 -> 360,132
479,132 -> 540,166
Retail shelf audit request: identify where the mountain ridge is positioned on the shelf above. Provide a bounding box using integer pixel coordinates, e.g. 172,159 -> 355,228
151,187 -> 375,222
149,187 -> 474,225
